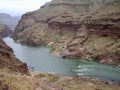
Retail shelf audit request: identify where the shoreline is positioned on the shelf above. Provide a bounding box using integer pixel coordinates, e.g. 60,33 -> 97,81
3,37 -> 120,83
29,70 -> 120,83
11,36 -> 120,67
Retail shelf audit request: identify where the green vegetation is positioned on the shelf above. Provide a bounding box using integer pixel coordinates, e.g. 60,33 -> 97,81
0,74 -> 4,77
35,73 -> 60,82
34,73 -> 45,78
92,55 -> 99,62
25,73 -> 31,76
84,37 -> 118,53
46,74 -> 60,82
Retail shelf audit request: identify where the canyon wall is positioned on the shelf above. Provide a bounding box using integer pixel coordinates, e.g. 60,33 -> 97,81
13,0 -> 120,65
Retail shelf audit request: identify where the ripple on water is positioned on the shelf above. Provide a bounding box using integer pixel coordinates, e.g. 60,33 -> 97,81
73,64 -> 120,81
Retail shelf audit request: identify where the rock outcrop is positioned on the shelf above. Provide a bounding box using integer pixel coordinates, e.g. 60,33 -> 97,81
0,24 -> 12,38
13,0 -> 120,65
0,39 -> 28,73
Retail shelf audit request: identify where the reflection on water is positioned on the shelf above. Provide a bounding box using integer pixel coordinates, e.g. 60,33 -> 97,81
3,37 -> 120,81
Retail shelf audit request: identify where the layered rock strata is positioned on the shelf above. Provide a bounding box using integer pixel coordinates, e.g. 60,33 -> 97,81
13,0 -> 120,65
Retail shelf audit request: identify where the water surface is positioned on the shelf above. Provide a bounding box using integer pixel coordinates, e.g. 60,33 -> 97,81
3,37 -> 120,81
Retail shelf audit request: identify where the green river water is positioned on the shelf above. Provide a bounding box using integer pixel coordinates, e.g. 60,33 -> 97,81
3,37 -> 120,81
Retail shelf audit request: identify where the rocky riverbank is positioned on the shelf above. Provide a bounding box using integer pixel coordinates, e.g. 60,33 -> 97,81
0,39 -> 28,73
0,40 -> 119,90
0,23 -> 120,90
0,33 -> 119,90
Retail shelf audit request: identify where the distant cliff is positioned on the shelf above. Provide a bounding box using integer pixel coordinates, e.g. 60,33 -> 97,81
0,13 -> 20,30
0,24 -> 12,38
13,0 -> 120,65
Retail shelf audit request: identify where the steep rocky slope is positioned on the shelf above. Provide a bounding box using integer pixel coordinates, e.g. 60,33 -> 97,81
0,13 -> 20,30
13,0 -> 120,65
0,39 -> 28,90
0,39 -> 28,73
0,24 -> 12,38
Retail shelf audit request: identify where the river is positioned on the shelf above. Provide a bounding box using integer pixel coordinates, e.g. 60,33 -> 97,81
3,37 -> 120,81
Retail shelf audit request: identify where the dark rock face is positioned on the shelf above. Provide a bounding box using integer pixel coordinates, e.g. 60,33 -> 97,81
13,0 -> 120,65
0,24 -> 12,38
85,18 -> 120,38
0,39 -> 28,73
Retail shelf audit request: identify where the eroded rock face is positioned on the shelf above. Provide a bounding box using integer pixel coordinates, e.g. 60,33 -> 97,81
0,24 -> 12,38
0,39 -> 28,73
13,0 -> 101,44
13,0 -> 120,65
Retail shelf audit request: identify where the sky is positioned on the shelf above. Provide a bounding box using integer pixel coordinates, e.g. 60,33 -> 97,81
0,0 -> 52,16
